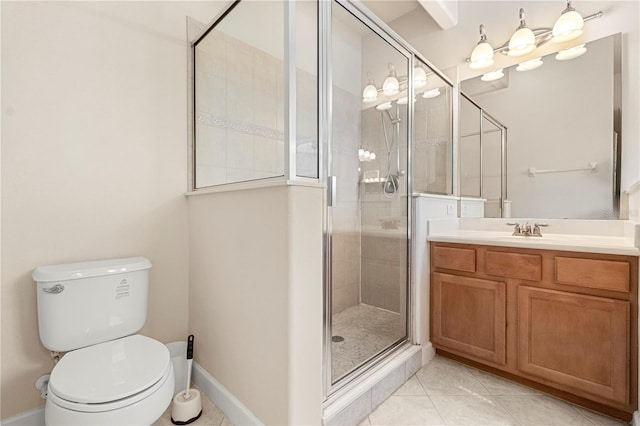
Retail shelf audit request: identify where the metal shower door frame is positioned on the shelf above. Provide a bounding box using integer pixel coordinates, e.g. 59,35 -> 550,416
320,0 -> 415,400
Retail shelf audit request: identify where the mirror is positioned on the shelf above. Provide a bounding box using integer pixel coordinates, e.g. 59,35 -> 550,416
460,33 -> 621,219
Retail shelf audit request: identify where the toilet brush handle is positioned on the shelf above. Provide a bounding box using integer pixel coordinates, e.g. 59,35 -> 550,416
185,358 -> 193,398
187,335 -> 194,360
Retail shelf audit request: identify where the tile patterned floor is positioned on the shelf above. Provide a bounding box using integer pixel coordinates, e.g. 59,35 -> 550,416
153,357 -> 628,426
332,304 -> 404,380
153,387 -> 233,426
362,356 -> 628,426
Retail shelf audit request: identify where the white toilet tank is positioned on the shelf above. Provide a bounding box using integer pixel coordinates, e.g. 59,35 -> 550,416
33,257 -> 152,352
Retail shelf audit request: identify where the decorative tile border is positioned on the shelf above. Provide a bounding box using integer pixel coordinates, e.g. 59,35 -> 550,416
415,137 -> 451,148
197,113 -> 284,141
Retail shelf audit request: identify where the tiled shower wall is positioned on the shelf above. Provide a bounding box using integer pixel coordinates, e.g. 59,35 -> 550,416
195,29 -> 317,187
357,92 -> 450,313
359,106 -> 408,313
361,232 -> 406,312
331,86 -> 362,314
195,29 -> 284,186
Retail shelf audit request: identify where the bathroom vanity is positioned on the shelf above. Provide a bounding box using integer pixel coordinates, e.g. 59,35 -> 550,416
428,224 -> 640,420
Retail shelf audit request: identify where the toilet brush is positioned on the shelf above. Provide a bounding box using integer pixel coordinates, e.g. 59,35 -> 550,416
171,335 -> 202,425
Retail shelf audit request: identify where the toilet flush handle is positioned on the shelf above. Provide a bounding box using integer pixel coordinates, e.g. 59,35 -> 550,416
42,284 -> 65,294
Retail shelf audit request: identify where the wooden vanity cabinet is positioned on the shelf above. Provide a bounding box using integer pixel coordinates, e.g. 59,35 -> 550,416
430,242 -> 638,419
518,286 -> 630,404
431,273 -> 506,365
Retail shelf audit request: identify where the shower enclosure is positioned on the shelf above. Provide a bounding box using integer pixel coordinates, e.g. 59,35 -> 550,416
324,1 -> 453,395
192,0 -> 453,402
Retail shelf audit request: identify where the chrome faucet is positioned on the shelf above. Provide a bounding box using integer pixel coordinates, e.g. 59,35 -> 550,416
507,222 -> 549,237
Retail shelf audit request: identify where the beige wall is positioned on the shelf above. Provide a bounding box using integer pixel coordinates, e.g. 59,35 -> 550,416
188,185 -> 323,425
0,1 -> 223,419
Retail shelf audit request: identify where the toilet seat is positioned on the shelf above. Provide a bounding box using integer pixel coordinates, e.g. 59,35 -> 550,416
48,335 -> 171,412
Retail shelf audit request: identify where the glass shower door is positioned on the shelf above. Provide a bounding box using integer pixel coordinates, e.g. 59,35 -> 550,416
327,1 -> 410,388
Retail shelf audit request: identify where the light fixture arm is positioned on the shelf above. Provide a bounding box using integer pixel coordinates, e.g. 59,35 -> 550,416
478,24 -> 488,43
518,8 -> 527,29
563,1 -> 576,13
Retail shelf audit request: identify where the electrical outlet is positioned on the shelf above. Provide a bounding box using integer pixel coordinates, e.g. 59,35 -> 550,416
447,204 -> 455,215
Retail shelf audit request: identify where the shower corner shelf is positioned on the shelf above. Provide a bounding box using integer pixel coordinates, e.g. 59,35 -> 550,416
361,170 -> 381,184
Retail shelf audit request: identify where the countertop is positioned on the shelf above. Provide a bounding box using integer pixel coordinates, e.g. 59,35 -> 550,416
427,230 -> 640,256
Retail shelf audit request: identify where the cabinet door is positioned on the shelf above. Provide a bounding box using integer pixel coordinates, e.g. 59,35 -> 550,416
518,286 -> 630,404
432,273 -> 506,365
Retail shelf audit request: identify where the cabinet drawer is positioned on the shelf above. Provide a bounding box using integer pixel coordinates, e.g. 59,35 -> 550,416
432,246 -> 476,272
486,250 -> 542,281
556,257 -> 630,293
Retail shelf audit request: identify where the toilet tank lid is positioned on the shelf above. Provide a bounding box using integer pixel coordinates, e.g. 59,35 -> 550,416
32,257 -> 152,283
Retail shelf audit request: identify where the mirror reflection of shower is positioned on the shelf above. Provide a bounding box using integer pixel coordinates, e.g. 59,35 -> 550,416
362,61 -> 444,197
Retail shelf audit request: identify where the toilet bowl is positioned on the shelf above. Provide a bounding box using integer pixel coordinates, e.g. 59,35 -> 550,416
45,335 -> 173,426
32,257 -> 174,425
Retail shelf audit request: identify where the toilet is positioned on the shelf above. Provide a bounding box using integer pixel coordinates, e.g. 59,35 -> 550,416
33,257 -> 174,425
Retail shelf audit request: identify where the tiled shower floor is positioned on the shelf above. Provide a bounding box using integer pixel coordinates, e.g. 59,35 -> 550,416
332,303 -> 404,381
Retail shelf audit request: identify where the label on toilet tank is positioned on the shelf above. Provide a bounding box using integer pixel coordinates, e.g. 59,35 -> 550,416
115,278 -> 130,299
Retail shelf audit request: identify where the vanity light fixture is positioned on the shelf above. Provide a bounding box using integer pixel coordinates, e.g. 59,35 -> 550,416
552,1 -> 584,43
362,63 -> 439,108
516,57 -> 543,71
362,73 -> 378,103
508,9 -> 536,57
382,63 -> 400,96
375,102 -> 393,111
423,88 -> 441,99
555,44 -> 587,60
469,25 -> 495,69
413,66 -> 427,88
466,6 -> 602,69
481,69 -> 504,82
358,148 -> 376,162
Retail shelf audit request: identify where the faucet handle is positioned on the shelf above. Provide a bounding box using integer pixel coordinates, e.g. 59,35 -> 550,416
532,223 -> 549,236
506,222 -> 521,235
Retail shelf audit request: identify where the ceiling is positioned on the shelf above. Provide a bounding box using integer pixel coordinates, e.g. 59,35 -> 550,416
360,0 -> 421,24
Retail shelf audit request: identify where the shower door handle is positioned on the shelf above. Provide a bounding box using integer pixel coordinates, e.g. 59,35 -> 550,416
327,176 -> 337,207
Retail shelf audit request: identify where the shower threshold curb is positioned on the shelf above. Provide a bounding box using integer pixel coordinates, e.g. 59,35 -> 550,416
323,343 -> 424,426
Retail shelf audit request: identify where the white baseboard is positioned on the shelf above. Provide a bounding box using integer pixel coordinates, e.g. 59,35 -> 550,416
1,364 -> 260,426
1,405 -> 45,426
422,341 -> 436,365
191,362 -> 263,426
